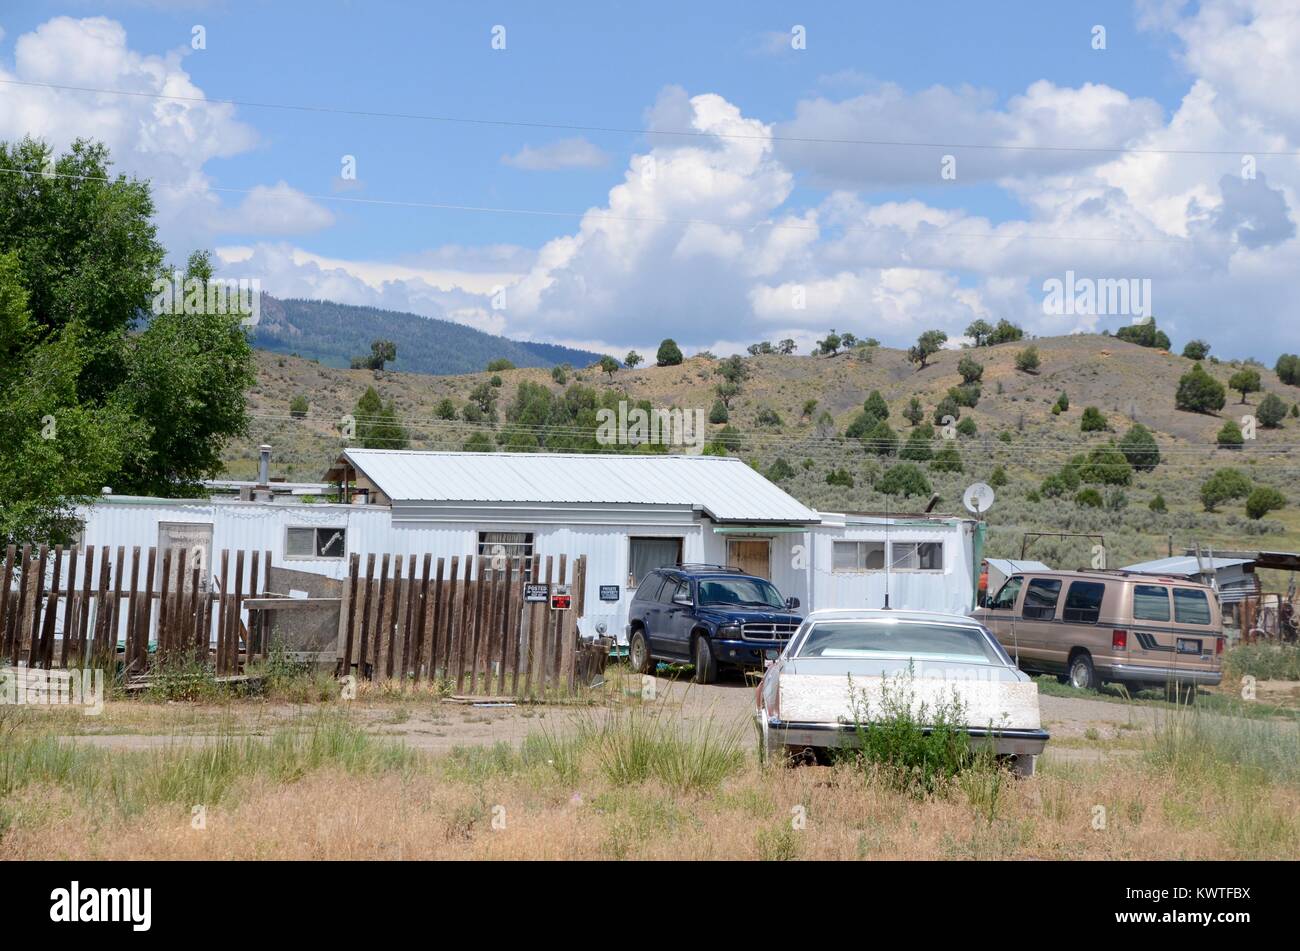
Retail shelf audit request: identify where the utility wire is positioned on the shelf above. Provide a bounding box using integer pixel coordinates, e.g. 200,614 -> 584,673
3,77 -> 1295,157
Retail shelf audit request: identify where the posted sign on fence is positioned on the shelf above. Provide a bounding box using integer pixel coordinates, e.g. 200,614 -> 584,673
550,584 -> 572,611
523,583 -> 549,603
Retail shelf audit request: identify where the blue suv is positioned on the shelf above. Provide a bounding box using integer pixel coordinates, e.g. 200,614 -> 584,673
626,565 -> 803,684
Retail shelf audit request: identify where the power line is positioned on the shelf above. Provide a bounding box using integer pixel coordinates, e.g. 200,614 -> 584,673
3,77 -> 1295,158
0,164 -> 1201,247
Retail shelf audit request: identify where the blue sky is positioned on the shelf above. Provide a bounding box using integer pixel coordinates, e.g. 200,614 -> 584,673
2,2 -> 1298,358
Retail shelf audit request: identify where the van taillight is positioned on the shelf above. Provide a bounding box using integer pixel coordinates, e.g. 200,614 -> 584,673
1112,629 -> 1127,650
1216,637 -> 1225,656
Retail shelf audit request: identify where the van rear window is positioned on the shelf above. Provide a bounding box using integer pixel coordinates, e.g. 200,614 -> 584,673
1133,585 -> 1170,621
1173,588 -> 1212,625
1022,579 -> 1062,620
1062,581 -> 1105,623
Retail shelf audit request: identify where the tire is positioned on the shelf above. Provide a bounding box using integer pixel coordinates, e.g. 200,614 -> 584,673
628,629 -> 652,675
693,634 -> 718,684
1067,652 -> 1097,690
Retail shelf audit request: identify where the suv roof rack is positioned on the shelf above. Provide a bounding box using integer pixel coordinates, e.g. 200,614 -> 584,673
669,563 -> 746,573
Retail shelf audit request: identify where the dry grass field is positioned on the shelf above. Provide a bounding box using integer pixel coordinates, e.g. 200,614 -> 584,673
3,660 -> 1297,861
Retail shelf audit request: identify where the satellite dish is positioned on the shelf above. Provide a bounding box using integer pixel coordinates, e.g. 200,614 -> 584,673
963,482 -> 995,514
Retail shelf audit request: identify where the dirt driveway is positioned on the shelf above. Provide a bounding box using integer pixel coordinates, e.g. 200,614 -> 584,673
58,671 -> 1169,760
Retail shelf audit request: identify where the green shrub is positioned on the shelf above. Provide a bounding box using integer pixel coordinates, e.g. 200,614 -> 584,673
1176,362 -> 1226,413
1245,486 -> 1286,520
826,468 -> 855,488
1217,420 -> 1245,449
1015,346 -> 1040,373
1074,488 -> 1103,508
1080,406 -> 1108,432
289,395 -> 308,419
1200,467 -> 1252,511
931,444 -> 963,473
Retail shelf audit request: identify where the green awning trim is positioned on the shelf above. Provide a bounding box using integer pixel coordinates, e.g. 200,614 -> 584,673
971,520 -> 987,610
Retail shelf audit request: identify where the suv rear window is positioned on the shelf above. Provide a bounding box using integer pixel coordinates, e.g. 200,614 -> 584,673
1173,588 -> 1212,625
1133,584 -> 1170,622
1062,581 -> 1105,623
635,573 -> 665,601
1022,578 -> 1062,620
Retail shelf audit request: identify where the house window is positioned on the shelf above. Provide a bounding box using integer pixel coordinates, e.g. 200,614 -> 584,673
477,531 -> 534,569
628,537 -> 683,587
286,526 -> 346,559
832,541 -> 885,571
891,541 -> 943,571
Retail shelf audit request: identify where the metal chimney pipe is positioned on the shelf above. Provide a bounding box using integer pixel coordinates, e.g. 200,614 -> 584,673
257,444 -> 271,486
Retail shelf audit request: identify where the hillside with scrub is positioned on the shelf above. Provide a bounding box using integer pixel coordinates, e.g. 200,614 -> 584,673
231,324 -> 1300,571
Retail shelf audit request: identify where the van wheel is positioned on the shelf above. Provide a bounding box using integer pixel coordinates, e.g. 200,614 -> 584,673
1067,652 -> 1097,690
628,629 -> 652,674
693,635 -> 717,684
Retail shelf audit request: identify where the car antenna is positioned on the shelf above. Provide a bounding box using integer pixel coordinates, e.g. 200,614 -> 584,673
882,493 -> 891,610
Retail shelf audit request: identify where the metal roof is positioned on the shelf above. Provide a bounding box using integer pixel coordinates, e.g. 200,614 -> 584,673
340,449 -> 821,524
1122,556 -> 1254,576
985,558 -> 1051,576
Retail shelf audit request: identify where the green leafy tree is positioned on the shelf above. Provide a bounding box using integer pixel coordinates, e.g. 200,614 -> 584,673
486,358 -> 514,372
908,329 -> 947,369
986,320 -> 1024,345
1117,423 -> 1160,471
709,400 -> 729,424
1246,486 -> 1286,520
1200,468 -> 1252,511
965,319 -> 994,347
766,457 -> 796,482
624,350 -> 643,369
899,426 -> 934,461
290,395 -> 309,419
863,420 -> 899,456
1275,354 -> 1300,386
1257,392 -> 1287,428
598,355 -> 620,379
715,355 -> 751,385
656,338 -> 684,366
714,379 -> 742,409
353,386 -> 408,449
956,416 -> 977,437
877,463 -> 932,497
957,354 -> 984,383
903,397 -> 924,427
931,444 -> 963,473
1115,319 -> 1171,350
825,468 -> 854,488
817,330 -> 842,356
1054,391 -> 1070,413
435,397 -> 458,420
989,465 -> 1008,487
1228,367 -> 1261,403
949,383 -> 980,408
1080,406 -> 1108,432
1078,443 -> 1133,485
863,390 -> 889,421
933,395 -> 961,425
352,339 -> 397,370
1217,419 -> 1244,449
778,339 -> 797,355
1176,363 -> 1226,414
1182,340 -> 1210,360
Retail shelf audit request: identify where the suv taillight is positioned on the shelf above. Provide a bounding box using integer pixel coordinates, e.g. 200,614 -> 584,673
1112,629 -> 1127,651
1216,637 -> 1225,656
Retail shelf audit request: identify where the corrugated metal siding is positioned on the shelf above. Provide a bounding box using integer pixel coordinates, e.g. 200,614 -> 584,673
343,449 -> 820,523
810,521 -> 974,615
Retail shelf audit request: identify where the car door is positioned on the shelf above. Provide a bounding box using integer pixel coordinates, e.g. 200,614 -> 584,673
979,575 -> 1024,651
662,580 -> 696,659
634,572 -> 666,650
1017,577 -> 1064,671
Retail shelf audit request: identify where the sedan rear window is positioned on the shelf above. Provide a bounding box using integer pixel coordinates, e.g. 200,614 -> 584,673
1173,588 -> 1212,625
795,620 -> 1004,664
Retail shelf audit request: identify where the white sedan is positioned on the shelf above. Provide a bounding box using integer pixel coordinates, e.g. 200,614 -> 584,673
755,608 -> 1049,776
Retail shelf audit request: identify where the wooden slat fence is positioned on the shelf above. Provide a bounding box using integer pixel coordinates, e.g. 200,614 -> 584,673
336,553 -> 587,695
0,543 -> 271,675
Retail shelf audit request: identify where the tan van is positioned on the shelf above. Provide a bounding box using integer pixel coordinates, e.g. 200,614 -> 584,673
973,569 -> 1224,693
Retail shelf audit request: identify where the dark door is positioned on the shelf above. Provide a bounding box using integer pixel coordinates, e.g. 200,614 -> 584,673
661,580 -> 696,659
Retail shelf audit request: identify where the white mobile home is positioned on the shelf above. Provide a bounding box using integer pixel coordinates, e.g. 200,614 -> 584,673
79,449 -> 978,642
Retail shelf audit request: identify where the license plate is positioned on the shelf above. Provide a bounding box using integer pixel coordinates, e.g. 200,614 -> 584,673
1176,638 -> 1201,654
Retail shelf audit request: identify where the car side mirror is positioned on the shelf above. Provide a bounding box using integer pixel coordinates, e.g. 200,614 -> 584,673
786,597 -> 800,609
